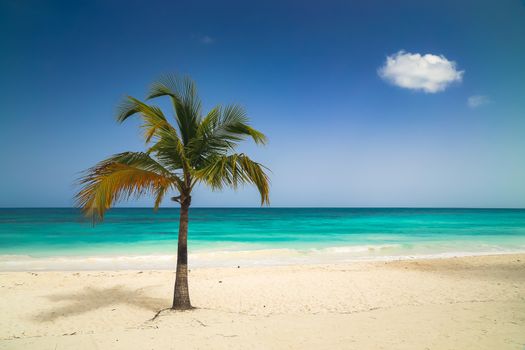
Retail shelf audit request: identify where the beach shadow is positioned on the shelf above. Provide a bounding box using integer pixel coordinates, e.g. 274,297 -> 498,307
34,285 -> 167,322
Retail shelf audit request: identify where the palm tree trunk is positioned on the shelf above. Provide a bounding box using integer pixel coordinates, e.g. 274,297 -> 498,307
172,200 -> 192,310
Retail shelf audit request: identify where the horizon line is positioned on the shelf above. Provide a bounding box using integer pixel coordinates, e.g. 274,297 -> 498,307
1,206 -> 525,210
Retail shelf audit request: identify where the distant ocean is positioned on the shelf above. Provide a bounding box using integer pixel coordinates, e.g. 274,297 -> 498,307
1,208 -> 525,271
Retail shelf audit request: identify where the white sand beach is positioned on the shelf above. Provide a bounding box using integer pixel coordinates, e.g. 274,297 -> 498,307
1,254 -> 524,349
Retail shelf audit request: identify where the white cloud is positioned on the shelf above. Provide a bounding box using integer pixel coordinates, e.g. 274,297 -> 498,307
467,95 -> 490,108
378,51 -> 464,93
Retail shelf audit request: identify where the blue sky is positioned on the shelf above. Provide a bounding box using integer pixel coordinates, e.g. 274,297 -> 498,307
1,0 -> 524,208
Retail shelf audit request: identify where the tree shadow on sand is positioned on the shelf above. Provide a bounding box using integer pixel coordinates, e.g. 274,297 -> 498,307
34,285 -> 167,322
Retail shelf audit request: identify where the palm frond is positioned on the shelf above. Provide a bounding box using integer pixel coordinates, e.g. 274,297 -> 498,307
153,184 -> 170,211
146,131 -> 191,177
188,105 -> 267,166
194,153 -> 270,205
147,74 -> 202,145
99,152 -> 175,176
75,152 -> 178,221
77,74 -> 270,220
116,97 -> 177,143
220,104 -> 267,145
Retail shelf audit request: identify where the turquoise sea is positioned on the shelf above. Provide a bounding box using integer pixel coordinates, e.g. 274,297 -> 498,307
1,208 -> 525,270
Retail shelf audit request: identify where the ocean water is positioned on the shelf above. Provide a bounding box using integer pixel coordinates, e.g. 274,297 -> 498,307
1,208 -> 525,270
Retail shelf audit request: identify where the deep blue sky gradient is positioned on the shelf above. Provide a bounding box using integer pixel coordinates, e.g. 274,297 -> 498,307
1,0 -> 524,207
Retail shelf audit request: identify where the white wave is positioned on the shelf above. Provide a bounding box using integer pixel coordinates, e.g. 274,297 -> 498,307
316,244 -> 401,254
1,244 -> 524,271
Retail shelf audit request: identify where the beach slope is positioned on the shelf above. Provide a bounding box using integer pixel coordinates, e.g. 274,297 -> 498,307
1,254 -> 524,349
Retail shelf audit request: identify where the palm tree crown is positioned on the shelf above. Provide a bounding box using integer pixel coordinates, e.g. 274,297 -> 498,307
76,75 -> 270,310
76,75 -> 270,220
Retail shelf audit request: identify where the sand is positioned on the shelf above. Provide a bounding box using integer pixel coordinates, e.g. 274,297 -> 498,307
0,254 -> 524,349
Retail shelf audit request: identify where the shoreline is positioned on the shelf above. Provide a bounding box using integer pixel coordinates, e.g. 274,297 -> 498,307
1,248 -> 525,272
1,254 -> 524,349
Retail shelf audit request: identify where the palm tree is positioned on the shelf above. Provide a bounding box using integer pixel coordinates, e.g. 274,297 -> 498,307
75,75 -> 270,310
